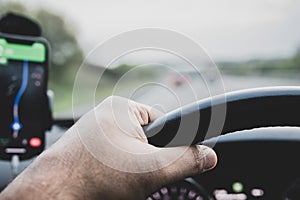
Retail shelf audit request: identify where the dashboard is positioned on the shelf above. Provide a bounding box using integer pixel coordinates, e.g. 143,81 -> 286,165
147,127 -> 300,200
1,126 -> 299,199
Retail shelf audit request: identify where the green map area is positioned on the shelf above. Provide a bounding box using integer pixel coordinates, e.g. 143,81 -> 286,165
0,38 -> 46,64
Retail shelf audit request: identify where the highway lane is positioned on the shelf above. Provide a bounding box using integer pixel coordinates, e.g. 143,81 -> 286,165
134,74 -> 300,113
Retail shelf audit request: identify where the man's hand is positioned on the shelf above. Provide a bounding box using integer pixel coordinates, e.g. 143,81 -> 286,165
0,96 -> 217,200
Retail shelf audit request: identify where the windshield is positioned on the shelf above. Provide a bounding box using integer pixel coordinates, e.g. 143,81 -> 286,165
1,0 -> 300,119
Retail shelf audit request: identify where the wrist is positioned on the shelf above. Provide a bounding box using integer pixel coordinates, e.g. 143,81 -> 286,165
0,130 -> 91,199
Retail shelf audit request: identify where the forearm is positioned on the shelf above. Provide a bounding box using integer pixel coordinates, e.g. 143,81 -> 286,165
0,129 -> 91,200
0,150 -> 77,199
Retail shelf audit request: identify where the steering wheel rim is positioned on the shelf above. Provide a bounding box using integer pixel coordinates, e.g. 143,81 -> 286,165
143,86 -> 300,147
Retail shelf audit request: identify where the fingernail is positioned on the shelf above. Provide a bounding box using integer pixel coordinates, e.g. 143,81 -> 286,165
203,148 -> 217,171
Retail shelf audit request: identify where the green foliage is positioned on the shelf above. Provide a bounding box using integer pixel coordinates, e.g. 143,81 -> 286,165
0,2 -> 28,16
35,10 -> 83,83
219,48 -> 300,77
102,64 -> 156,80
292,48 -> 300,69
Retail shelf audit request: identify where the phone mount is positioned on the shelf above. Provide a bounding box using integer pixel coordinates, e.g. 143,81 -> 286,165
0,13 -> 52,163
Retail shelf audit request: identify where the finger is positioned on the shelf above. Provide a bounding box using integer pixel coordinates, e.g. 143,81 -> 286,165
148,107 -> 164,122
152,145 -> 217,186
132,101 -> 164,123
132,108 -> 144,125
136,104 -> 164,122
135,125 -> 149,143
139,108 -> 149,125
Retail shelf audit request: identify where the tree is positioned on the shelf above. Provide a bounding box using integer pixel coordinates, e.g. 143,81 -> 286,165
292,48 -> 300,69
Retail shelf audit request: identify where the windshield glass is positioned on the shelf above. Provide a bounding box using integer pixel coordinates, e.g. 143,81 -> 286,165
1,0 -> 300,118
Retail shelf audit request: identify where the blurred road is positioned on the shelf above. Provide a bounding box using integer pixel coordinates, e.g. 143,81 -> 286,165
58,74 -> 300,118
56,74 -> 300,118
135,74 -> 300,113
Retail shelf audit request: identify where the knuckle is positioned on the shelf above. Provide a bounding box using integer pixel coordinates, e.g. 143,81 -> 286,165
190,146 -> 206,173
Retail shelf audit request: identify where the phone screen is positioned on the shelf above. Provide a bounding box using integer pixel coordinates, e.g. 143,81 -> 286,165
0,33 -> 51,160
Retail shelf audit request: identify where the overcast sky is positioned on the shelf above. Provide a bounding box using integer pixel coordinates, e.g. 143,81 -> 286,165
8,0 -> 300,62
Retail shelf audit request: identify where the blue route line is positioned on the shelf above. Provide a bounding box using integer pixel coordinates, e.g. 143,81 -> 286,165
11,60 -> 28,131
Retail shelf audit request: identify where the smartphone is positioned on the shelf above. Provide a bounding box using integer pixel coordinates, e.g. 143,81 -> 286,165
0,33 -> 52,160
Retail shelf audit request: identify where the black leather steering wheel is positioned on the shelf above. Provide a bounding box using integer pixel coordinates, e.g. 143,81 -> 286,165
143,86 -> 300,147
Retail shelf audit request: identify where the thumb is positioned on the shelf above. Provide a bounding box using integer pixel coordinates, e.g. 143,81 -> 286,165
152,145 -> 217,187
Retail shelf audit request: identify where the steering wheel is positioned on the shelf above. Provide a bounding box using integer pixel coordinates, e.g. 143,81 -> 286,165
143,86 -> 300,200
144,86 -> 300,147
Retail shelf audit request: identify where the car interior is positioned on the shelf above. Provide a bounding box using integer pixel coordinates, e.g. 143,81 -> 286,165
1,1 -> 300,200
